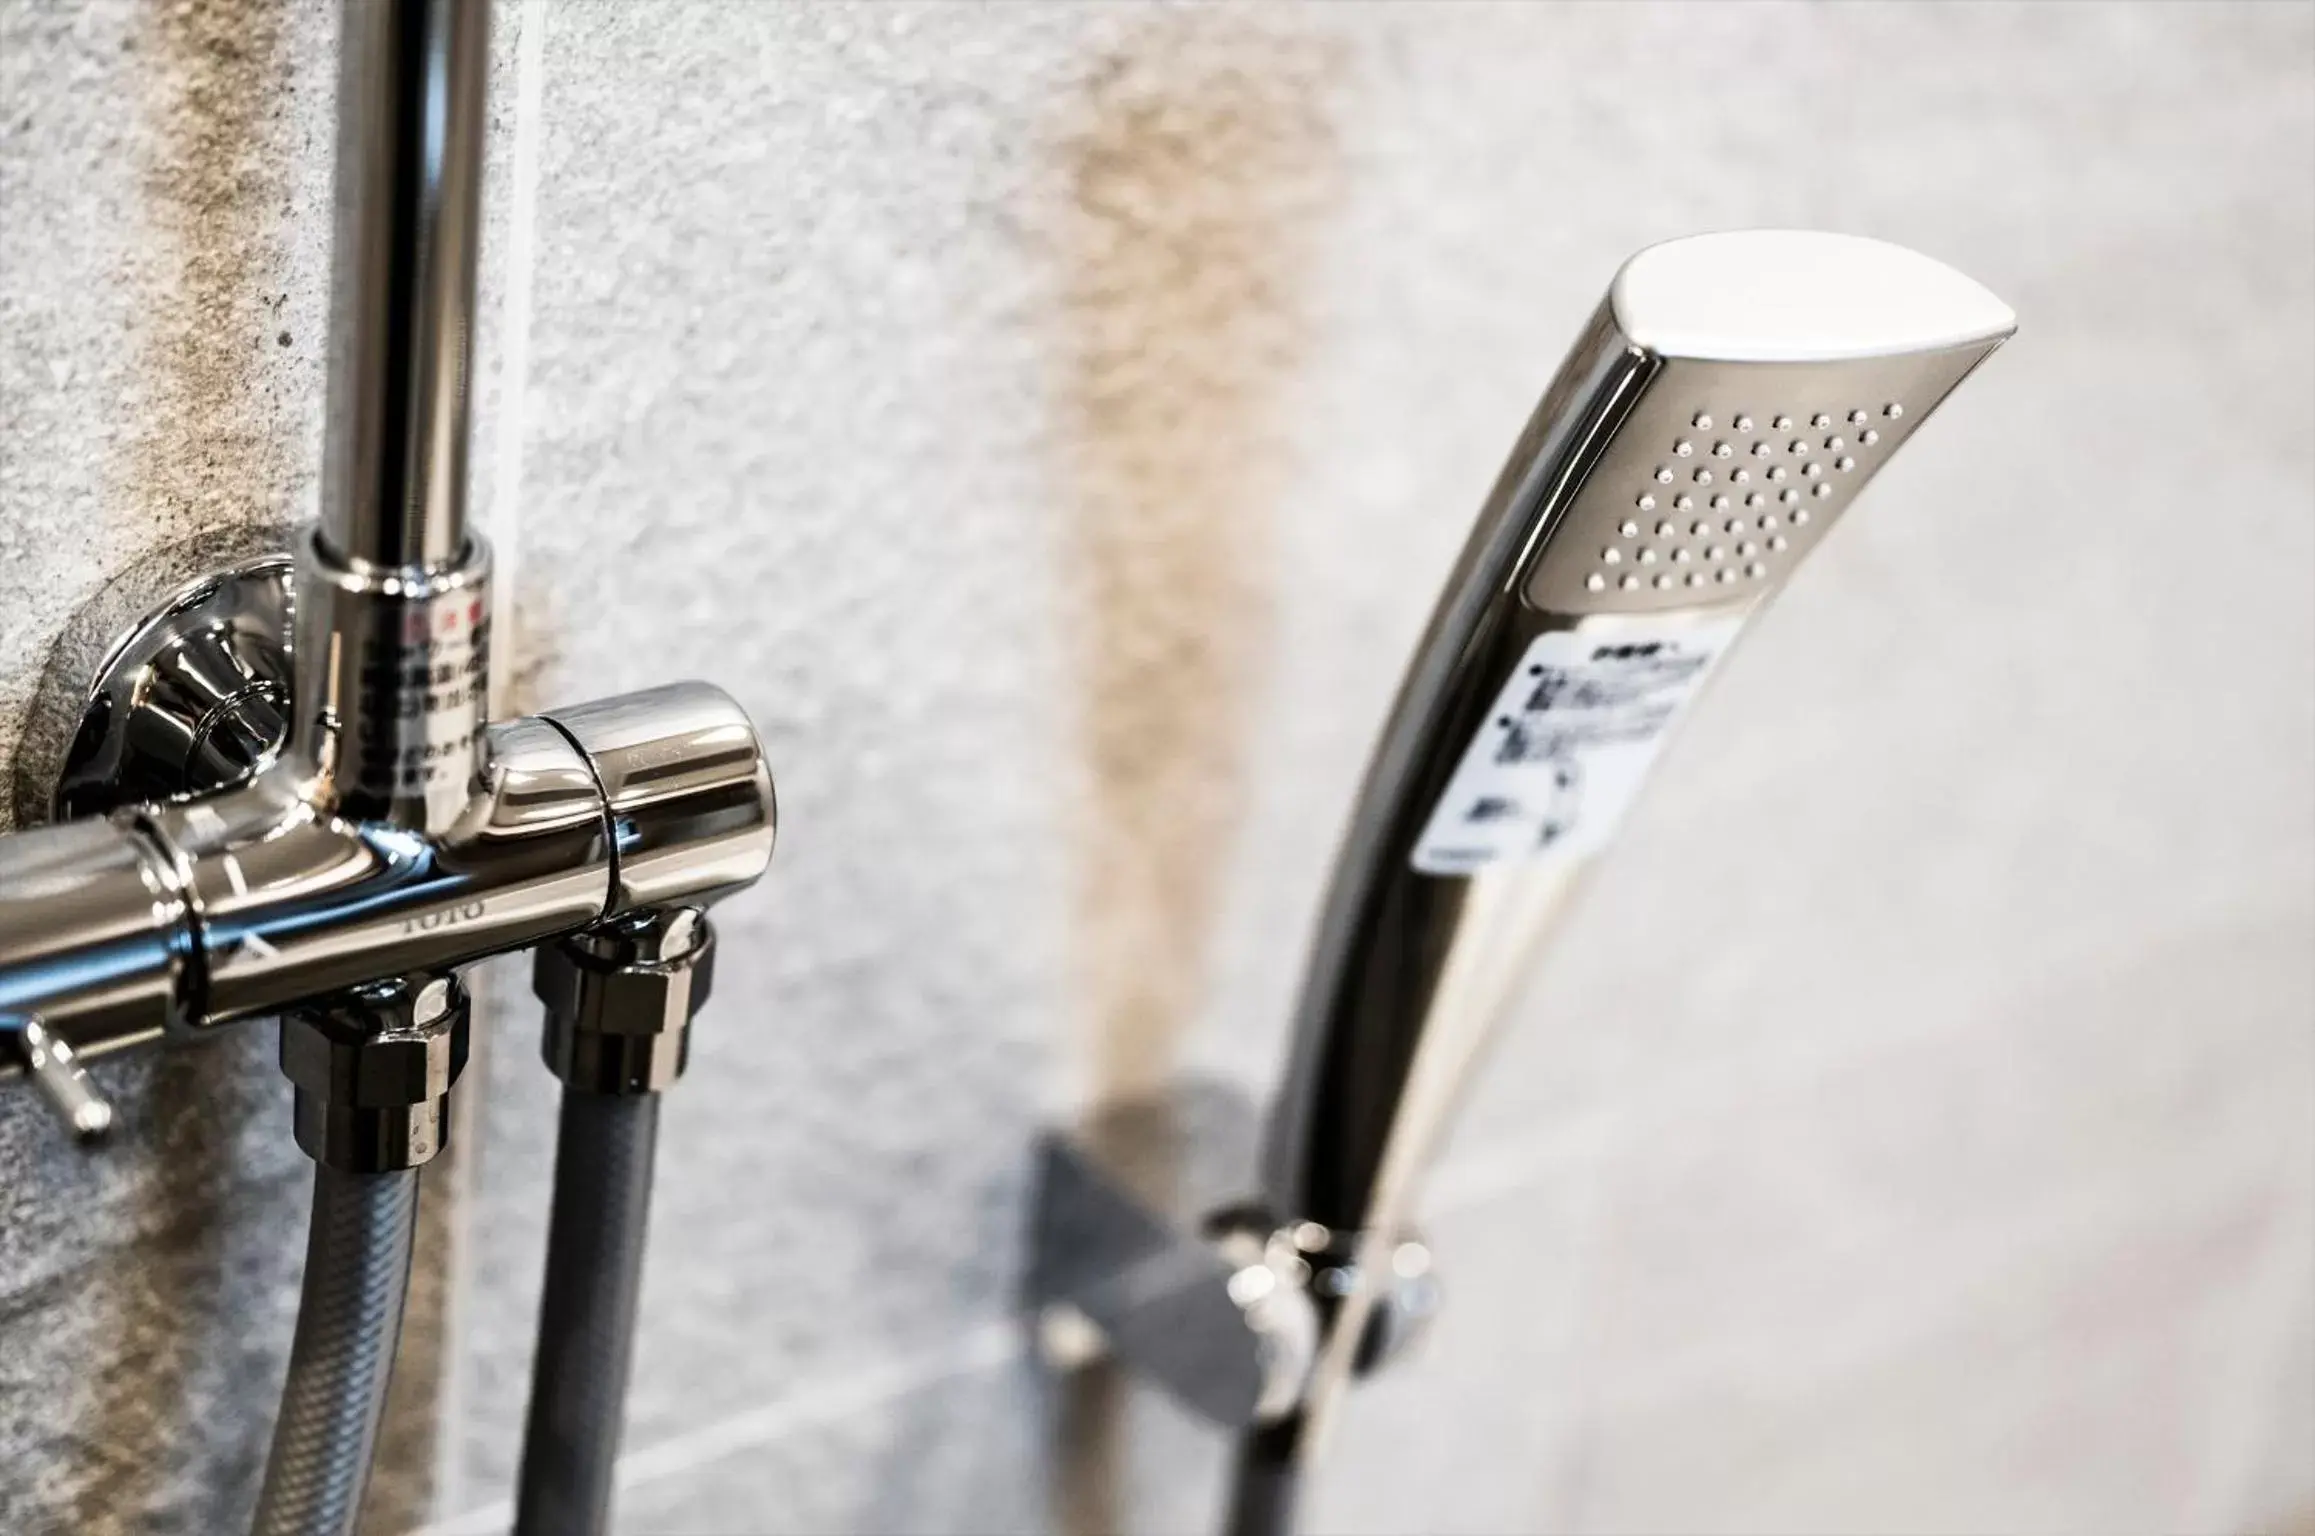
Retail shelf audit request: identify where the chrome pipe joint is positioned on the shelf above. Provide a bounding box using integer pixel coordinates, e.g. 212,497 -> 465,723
536,906 -> 717,1097
283,972 -> 470,1174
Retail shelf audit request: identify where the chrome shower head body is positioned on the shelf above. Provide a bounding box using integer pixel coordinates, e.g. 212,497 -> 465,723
1268,229 -> 2016,1255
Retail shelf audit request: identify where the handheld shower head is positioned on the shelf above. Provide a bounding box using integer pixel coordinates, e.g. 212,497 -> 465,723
1260,230 -> 2014,1391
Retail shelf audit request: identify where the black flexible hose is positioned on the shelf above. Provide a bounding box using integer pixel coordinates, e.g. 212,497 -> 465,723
252,1164 -> 420,1536
515,1089 -> 662,1536
1224,1418 -> 1304,1536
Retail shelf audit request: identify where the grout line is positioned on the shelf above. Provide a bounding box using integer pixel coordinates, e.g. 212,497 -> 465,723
406,1319 -> 1021,1536
2181,1134 -> 2315,1530
410,910 -> 2312,1527
402,1102 -> 1612,1531
405,1132 -> 1609,1535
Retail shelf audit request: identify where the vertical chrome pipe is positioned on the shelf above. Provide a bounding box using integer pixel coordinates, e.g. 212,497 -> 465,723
294,0 -> 494,832
321,0 -> 489,574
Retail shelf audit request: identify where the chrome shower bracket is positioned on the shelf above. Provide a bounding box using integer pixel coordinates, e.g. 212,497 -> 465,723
1026,1081 -> 1439,1431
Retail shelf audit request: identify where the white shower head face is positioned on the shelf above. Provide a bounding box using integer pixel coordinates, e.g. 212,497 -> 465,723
1522,231 -> 2014,619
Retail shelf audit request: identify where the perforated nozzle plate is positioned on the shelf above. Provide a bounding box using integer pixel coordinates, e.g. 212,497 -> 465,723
1523,342 -> 1999,617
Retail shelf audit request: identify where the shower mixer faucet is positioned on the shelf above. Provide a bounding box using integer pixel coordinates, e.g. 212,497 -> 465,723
0,0 -> 771,1147
1031,229 -> 2015,1535
0,2 -> 772,1532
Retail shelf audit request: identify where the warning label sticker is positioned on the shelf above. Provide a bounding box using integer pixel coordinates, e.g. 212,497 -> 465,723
1409,618 -> 1743,876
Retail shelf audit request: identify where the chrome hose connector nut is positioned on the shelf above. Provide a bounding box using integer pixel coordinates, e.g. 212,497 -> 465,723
534,907 -> 716,1095
281,972 -> 470,1172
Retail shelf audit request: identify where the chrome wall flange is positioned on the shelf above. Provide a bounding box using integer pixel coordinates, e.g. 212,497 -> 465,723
48,554 -> 294,821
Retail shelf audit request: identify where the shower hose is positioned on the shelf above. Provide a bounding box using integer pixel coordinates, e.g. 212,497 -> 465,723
251,1164 -> 421,1536
1226,1419 -> 1303,1536
514,1088 -> 663,1536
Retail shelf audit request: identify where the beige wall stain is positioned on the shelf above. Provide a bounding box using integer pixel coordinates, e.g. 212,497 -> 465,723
29,7 -> 475,1534
59,3 -> 305,1526
123,0 -> 307,545
1053,16 -> 1347,1112
1045,16 -> 1346,1532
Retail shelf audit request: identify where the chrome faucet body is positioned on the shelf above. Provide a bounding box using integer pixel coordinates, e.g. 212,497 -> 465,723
0,682 -> 773,1081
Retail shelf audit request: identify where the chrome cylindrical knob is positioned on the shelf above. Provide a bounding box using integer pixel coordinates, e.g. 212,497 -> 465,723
544,682 -> 776,918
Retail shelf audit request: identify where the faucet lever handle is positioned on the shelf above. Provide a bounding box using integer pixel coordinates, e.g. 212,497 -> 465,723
9,1019 -> 115,1143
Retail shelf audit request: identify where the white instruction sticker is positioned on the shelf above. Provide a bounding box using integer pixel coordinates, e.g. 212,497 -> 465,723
1410,619 -> 1743,876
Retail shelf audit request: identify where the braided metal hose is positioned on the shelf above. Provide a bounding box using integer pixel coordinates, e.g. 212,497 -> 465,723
514,1089 -> 662,1536
251,1164 -> 420,1536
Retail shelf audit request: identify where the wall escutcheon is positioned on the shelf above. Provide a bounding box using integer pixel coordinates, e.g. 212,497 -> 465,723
48,555 -> 294,821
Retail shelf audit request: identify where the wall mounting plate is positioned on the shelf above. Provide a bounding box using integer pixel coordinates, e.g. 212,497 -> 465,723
48,555 -> 294,821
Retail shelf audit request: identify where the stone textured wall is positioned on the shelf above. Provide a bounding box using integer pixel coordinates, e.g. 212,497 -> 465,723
2,3 -> 2310,1533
